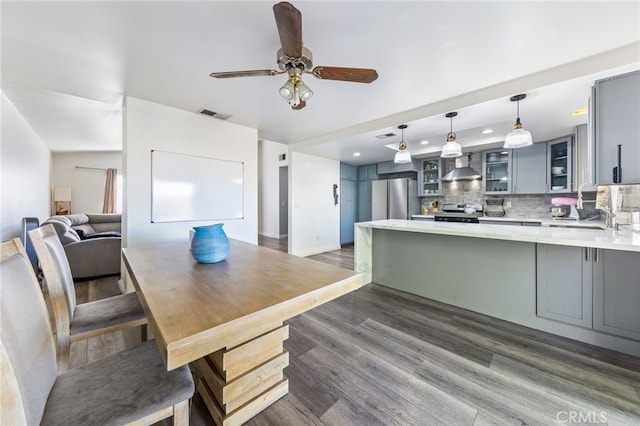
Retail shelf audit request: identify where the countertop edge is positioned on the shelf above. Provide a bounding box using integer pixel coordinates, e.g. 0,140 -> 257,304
358,219 -> 640,252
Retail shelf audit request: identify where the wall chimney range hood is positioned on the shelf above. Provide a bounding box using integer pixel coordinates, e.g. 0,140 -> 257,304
441,154 -> 481,181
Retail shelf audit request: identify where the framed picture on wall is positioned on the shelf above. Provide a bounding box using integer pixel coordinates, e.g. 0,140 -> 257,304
55,201 -> 71,215
54,187 -> 71,215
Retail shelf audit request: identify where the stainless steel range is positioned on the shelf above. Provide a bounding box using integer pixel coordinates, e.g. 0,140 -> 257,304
435,203 -> 484,223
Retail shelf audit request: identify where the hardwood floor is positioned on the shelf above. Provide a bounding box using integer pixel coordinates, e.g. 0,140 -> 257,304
258,235 -> 355,270
69,239 -> 640,425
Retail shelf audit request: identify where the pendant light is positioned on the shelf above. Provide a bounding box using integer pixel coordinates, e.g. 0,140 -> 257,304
394,124 -> 412,164
503,94 -> 533,149
441,112 -> 462,158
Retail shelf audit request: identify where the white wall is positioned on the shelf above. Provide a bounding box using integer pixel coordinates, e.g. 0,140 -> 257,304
52,152 -> 122,214
1,91 -> 51,240
123,97 -> 258,248
289,152 -> 340,257
258,139 -> 287,238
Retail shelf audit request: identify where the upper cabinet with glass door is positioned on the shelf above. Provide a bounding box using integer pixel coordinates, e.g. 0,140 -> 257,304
418,158 -> 442,196
547,136 -> 574,193
483,149 -> 512,194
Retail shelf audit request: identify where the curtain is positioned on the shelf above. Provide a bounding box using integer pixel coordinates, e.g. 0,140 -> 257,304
102,168 -> 118,213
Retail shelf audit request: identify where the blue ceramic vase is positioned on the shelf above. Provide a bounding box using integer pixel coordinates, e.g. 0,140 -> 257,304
190,223 -> 230,264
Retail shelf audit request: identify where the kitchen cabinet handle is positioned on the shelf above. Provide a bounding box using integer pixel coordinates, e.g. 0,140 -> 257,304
613,144 -> 622,183
594,248 -> 599,263
585,247 -> 589,262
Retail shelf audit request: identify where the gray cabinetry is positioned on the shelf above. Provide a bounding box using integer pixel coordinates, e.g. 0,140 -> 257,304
593,70 -> 640,184
357,164 -> 377,222
377,160 -> 418,174
417,158 -> 442,196
340,163 -> 358,245
340,162 -> 358,181
357,181 -> 372,222
547,135 -> 574,193
575,124 -> 597,192
358,164 -> 377,181
340,179 -> 356,245
482,149 -> 512,194
593,249 -> 640,340
536,244 -> 592,328
512,136 -> 574,195
394,159 -> 418,173
377,161 -> 394,174
513,142 -> 546,194
537,244 -> 640,340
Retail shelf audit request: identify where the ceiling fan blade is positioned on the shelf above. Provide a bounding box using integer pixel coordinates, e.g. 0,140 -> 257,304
292,100 -> 306,110
311,66 -> 378,83
273,2 -> 302,58
209,69 -> 281,78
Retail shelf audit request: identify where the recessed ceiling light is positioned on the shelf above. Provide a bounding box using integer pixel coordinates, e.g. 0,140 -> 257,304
482,129 -> 494,134
353,152 -> 361,157
572,108 -> 588,116
420,140 -> 429,145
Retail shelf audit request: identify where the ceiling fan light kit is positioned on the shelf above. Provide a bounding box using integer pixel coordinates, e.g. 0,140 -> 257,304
279,68 -> 313,107
394,124 -> 412,164
441,112 -> 463,158
209,2 -> 378,110
503,93 -> 533,149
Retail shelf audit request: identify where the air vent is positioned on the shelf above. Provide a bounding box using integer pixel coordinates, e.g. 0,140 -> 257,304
199,109 -> 231,120
376,132 -> 396,139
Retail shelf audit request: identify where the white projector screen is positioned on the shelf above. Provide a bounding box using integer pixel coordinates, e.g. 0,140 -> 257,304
151,150 -> 244,223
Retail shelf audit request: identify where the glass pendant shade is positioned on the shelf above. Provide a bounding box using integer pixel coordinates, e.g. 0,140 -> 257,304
441,140 -> 462,158
279,80 -> 295,100
394,124 -> 411,163
441,111 -> 463,158
503,94 -> 533,149
298,80 -> 313,100
504,127 -> 533,148
394,148 -> 412,163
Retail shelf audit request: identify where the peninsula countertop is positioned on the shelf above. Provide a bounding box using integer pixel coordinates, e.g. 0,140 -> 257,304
411,215 -> 608,228
357,219 -> 640,252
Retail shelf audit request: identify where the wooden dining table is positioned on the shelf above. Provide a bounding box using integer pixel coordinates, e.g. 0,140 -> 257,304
122,238 -> 362,426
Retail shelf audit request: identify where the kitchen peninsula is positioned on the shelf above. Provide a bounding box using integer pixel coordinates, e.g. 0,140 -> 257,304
355,220 -> 640,356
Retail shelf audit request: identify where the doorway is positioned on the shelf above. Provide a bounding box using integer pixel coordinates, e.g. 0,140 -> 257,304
279,166 -> 288,238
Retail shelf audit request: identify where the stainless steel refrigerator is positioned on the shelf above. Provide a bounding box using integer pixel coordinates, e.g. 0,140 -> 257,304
371,178 -> 419,220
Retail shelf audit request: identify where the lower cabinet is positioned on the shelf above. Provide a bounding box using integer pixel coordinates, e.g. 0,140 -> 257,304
537,244 -> 640,340
536,244 -> 592,328
593,249 -> 640,341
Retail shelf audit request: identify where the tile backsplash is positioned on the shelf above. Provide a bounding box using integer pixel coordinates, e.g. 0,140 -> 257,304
595,184 -> 640,224
418,155 -> 609,219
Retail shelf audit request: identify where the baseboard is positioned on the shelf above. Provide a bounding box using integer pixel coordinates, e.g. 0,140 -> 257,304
293,244 -> 341,257
258,232 -> 288,239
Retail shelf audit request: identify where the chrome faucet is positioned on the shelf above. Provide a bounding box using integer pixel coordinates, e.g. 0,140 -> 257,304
602,207 -> 617,229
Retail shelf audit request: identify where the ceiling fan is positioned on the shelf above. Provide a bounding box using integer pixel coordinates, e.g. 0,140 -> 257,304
210,1 -> 378,110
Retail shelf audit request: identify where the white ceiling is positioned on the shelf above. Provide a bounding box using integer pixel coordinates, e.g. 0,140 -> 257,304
2,1 -> 639,164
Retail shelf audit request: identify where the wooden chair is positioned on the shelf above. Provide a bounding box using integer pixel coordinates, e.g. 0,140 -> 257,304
0,238 -> 194,425
29,224 -> 148,372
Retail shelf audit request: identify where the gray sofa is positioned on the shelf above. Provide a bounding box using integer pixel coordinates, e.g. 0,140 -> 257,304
41,214 -> 122,280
